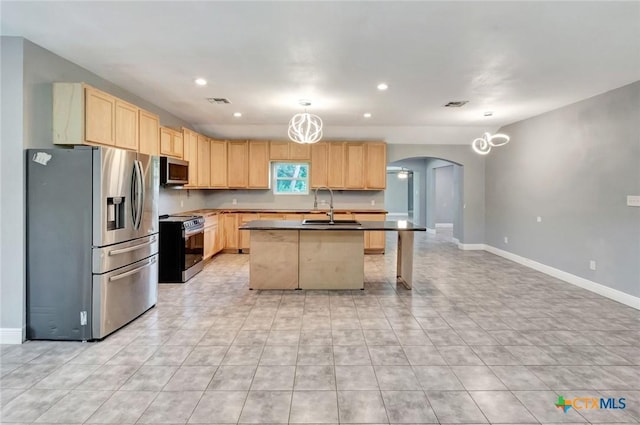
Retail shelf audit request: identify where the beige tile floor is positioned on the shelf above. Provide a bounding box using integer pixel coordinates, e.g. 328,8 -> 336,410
1,230 -> 639,424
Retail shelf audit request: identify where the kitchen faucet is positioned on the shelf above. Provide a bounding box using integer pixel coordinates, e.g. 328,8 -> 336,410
313,186 -> 334,223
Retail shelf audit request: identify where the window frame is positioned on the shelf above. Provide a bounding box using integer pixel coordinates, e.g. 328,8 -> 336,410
272,161 -> 310,195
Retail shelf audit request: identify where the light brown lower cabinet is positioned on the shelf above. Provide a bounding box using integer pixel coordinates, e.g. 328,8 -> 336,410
223,213 -> 239,252
354,214 -> 386,253
239,213 -> 259,251
221,211 -> 386,254
203,214 -> 222,260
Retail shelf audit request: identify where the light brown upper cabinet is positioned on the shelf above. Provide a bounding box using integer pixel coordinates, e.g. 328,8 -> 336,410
289,143 -> 311,160
269,141 -> 289,160
227,141 -> 249,188
344,143 -> 365,189
327,142 -> 346,188
249,141 -> 270,189
196,135 -> 210,187
159,127 -> 184,159
139,109 -> 159,156
210,139 -> 228,188
182,128 -> 199,187
269,141 -> 311,161
114,100 -> 139,151
365,142 -> 387,189
53,83 -> 136,150
84,86 -> 116,146
310,142 -> 328,188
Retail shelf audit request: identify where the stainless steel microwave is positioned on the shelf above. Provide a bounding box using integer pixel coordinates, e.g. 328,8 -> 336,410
160,156 -> 189,185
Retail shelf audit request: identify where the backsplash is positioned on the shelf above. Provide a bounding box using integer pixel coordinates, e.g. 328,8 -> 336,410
158,187 -> 209,215
160,187 -> 386,214
206,189 -> 385,210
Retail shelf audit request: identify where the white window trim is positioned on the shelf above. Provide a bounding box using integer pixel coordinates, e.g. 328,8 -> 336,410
272,162 -> 310,195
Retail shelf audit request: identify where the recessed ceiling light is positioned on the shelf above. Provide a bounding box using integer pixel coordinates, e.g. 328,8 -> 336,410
233,112 -> 242,118
377,83 -> 388,91
363,113 -> 372,118
194,78 -> 207,86
484,111 -> 493,117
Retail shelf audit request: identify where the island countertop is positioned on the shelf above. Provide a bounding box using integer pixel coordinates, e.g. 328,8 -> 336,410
239,220 -> 426,231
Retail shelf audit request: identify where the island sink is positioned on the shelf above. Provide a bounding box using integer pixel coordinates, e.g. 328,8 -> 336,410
301,219 -> 361,225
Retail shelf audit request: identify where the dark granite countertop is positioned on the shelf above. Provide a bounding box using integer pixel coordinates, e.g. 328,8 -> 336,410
239,220 -> 426,231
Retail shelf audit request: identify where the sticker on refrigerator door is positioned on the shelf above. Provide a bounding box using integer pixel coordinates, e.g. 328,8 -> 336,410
80,311 -> 87,326
32,152 -> 52,166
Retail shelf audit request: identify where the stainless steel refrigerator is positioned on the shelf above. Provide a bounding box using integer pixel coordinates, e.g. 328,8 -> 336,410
26,146 -> 159,341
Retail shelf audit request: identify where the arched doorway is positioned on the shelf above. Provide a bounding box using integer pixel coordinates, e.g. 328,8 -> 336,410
385,157 -> 463,243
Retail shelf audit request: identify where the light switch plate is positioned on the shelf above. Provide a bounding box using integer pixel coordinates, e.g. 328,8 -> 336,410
627,195 -> 640,207
537,216 -> 542,222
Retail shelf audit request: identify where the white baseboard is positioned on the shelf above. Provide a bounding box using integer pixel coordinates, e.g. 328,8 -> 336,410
0,328 -> 23,344
435,223 -> 453,228
457,242 -> 485,250
427,228 -> 436,234
484,244 -> 640,310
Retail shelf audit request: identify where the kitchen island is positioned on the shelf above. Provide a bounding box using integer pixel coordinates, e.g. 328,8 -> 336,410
239,220 -> 426,290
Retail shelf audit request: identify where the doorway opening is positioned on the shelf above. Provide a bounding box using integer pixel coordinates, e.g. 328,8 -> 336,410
384,157 -> 463,243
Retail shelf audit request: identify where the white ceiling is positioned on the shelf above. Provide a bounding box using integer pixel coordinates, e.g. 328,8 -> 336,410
2,1 -> 639,144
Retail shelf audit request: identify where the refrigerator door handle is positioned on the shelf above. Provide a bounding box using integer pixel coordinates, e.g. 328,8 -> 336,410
131,160 -> 144,230
136,160 -> 145,230
109,257 -> 156,282
131,162 -> 139,228
108,236 -> 157,256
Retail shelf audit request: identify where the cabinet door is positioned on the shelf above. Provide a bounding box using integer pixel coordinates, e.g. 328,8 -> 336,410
269,141 -> 289,160
239,213 -> 259,250
182,129 -> 198,187
214,219 -> 224,254
344,143 -> 365,189
210,139 -> 228,188
223,214 -> 238,249
173,132 -> 184,159
159,127 -> 172,156
365,142 -> 387,189
85,86 -> 115,146
310,142 -> 328,188
355,214 -> 386,252
197,136 -> 211,187
114,100 -> 139,151
327,142 -> 345,188
203,226 -> 214,260
227,141 -> 249,188
139,110 -> 159,156
249,141 -> 270,188
289,143 -> 311,160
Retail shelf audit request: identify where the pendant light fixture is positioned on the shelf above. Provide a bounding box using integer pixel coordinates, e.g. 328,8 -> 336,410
472,132 -> 510,155
288,100 -> 323,144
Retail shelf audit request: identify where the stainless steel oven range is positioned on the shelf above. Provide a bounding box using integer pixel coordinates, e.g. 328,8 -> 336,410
159,215 -> 205,283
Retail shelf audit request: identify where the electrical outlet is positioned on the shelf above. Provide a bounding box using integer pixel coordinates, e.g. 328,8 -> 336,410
371,200 -> 376,206
537,216 -> 542,222
589,260 -> 596,270
504,236 -> 508,244
627,195 -> 640,207
180,200 -> 184,208
232,198 -> 237,205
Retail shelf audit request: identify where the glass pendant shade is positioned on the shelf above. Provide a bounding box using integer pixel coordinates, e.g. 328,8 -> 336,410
288,111 -> 323,144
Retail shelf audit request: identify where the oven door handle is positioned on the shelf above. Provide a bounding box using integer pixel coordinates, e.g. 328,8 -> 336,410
108,237 -> 156,256
109,257 -> 156,282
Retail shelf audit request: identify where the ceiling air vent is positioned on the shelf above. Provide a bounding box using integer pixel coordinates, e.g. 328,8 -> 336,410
207,97 -> 231,104
443,101 -> 468,108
